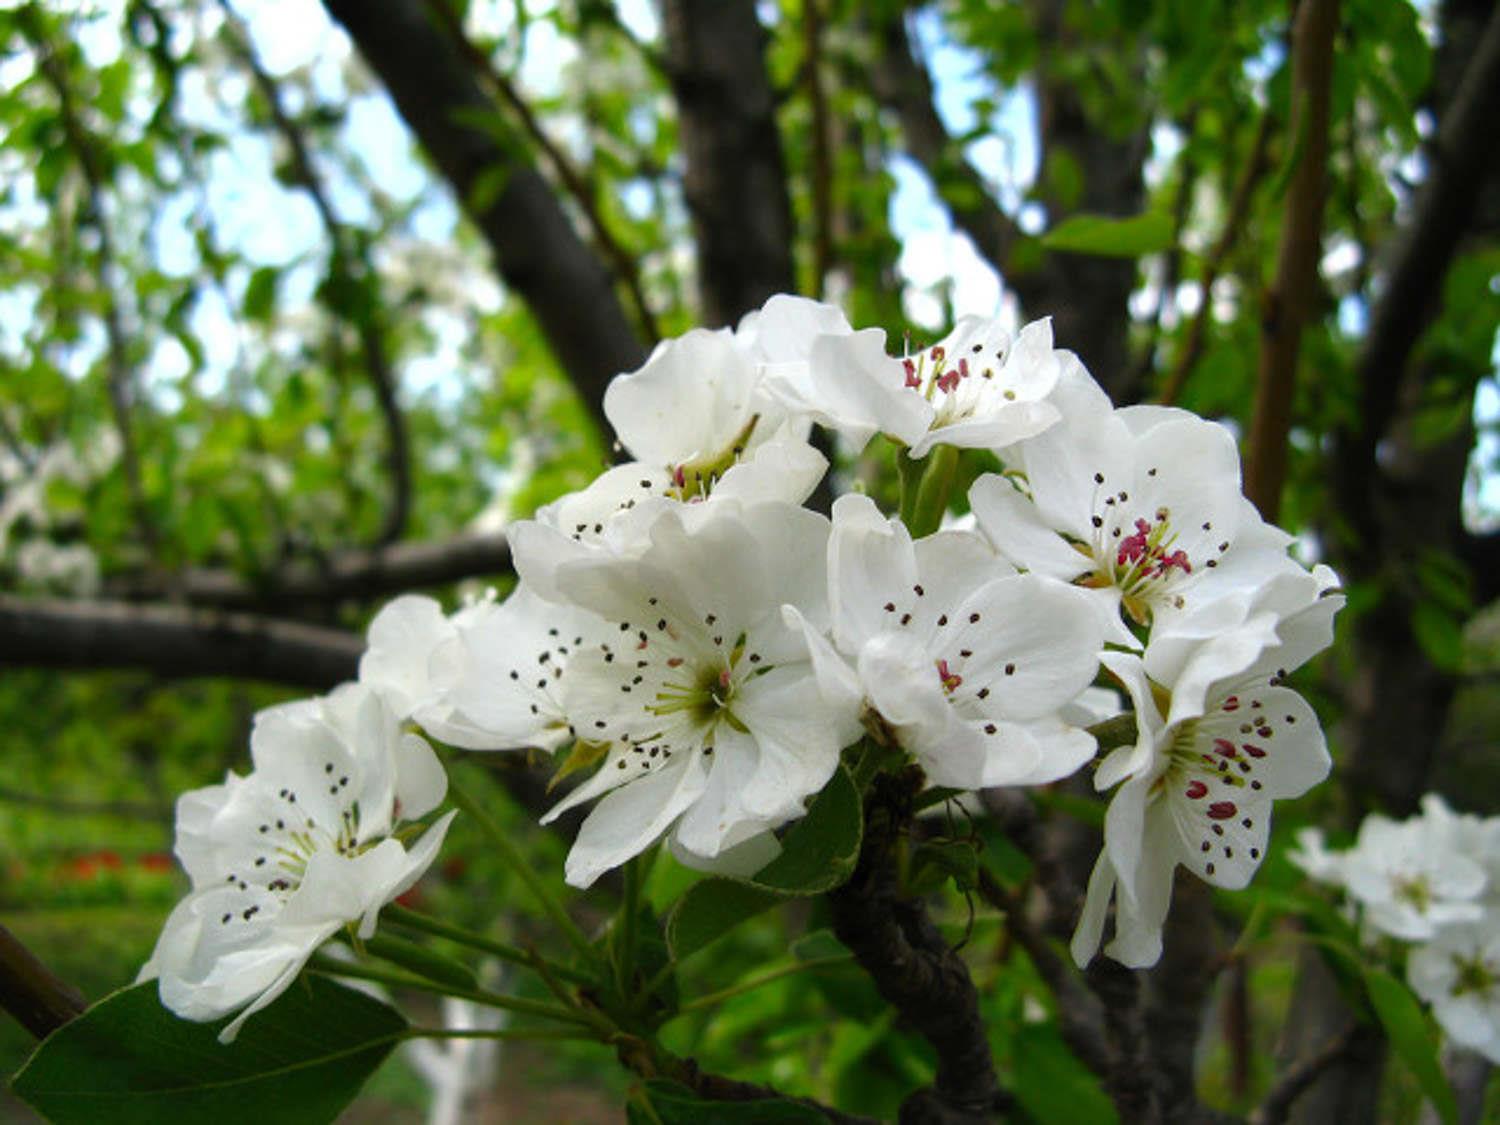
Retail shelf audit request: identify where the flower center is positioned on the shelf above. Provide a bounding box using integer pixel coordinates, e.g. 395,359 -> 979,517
666,413 -> 760,501
1452,953 -> 1496,998
1394,875 -> 1434,914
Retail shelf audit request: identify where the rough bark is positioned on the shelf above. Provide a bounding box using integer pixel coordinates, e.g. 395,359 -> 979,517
104,532 -> 513,612
322,0 -> 644,433
660,0 -> 797,324
0,594 -> 363,690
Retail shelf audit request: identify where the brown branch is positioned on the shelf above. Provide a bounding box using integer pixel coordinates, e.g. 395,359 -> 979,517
104,530 -> 512,611
1085,958 -> 1162,1124
828,769 -> 1008,1123
1243,0 -> 1339,520
1250,1024 -> 1362,1125
218,0 -> 412,546
0,923 -> 87,1039
0,594 -> 363,690
322,0 -> 644,437
804,0 -> 835,295
423,0 -> 660,346
0,785 -> 168,821
657,1056 -> 882,1125
975,866 -> 1111,1080
1128,115 -> 1199,395
662,0 -> 797,324
1332,1 -> 1500,547
1158,111 -> 1274,406
22,6 -> 157,556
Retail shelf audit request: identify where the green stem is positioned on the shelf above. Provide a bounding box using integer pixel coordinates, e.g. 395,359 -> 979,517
896,445 -> 926,526
1087,713 -> 1139,754
616,854 -> 642,995
908,444 -> 959,537
309,954 -> 591,1027
402,1025 -> 596,1043
672,955 -> 854,1017
383,904 -> 589,985
446,777 -> 598,965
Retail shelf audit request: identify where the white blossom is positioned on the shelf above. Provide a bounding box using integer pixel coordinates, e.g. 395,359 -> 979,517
793,493 -> 1103,790
139,683 -> 454,1041
1072,587 -> 1342,968
516,499 -> 862,887
1339,812 -> 1486,942
1408,919 -> 1500,1063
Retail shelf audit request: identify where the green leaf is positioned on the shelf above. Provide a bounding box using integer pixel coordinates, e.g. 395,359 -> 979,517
1363,968 -> 1457,1125
1039,211 -> 1173,257
629,1079 -> 827,1124
666,765 -> 862,959
1009,1024 -> 1119,1125
241,266 -> 279,324
11,975 -> 407,1125
907,838 -> 979,895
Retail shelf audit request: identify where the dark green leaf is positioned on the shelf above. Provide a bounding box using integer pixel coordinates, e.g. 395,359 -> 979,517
1009,1024 -> 1118,1125
1363,968 -> 1457,1125
1039,211 -> 1173,257
666,765 -> 862,959
12,975 -> 407,1125
241,266 -> 279,324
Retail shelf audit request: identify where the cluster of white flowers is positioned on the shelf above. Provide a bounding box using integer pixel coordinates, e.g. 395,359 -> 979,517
145,294 -> 1343,1035
1293,796 -> 1500,1061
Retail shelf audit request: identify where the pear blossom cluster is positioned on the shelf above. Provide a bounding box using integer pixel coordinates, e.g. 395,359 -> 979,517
145,293 -> 1344,1035
1293,797 -> 1500,1062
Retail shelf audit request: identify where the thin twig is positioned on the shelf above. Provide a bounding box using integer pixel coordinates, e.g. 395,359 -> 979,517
424,0 -> 660,345
218,0 -> 412,545
21,6 -> 157,556
803,0 -> 834,295
1250,1023 -> 1362,1125
1158,109 -> 1273,406
1244,0 -> 1340,520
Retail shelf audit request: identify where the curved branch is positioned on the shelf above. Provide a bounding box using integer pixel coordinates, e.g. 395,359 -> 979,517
828,769 -> 1008,1123
22,6 -> 157,555
1251,1024 -> 1363,1125
322,0 -> 644,436
103,531 -> 512,611
422,0 -> 660,346
220,1 -> 412,545
1244,0 -> 1339,521
0,924 -> 87,1040
0,594 -> 363,690
1332,2 -> 1500,546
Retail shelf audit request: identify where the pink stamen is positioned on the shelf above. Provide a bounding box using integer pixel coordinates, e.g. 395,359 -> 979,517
1213,738 -> 1238,758
1207,801 -> 1237,820
1242,743 -> 1267,758
936,367 -> 962,394
936,659 -> 963,693
903,357 -> 921,389
1116,518 -> 1152,566
1184,780 -> 1208,799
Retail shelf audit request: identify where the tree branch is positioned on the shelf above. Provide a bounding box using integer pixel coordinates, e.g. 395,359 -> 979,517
1250,1024 -> 1363,1125
103,530 -> 512,611
1331,1 -> 1500,545
1158,110 -> 1273,406
219,0 -> 413,545
828,769 -> 1007,1123
661,0 -> 797,324
0,594 -> 363,690
0,923 -> 87,1039
322,0 -> 644,435
1244,0 -> 1339,521
421,0 -> 661,347
803,0 -> 835,295
22,6 -> 157,555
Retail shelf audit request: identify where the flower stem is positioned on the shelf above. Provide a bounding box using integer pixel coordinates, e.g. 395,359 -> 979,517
672,955 -> 854,1017
908,444 -> 959,537
1087,713 -> 1139,754
446,775 -> 599,966
383,904 -> 589,986
309,954 -> 592,1027
616,853 -> 642,996
402,1025 -> 595,1042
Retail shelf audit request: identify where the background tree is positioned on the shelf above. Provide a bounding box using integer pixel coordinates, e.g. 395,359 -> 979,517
0,0 -> 1497,1121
